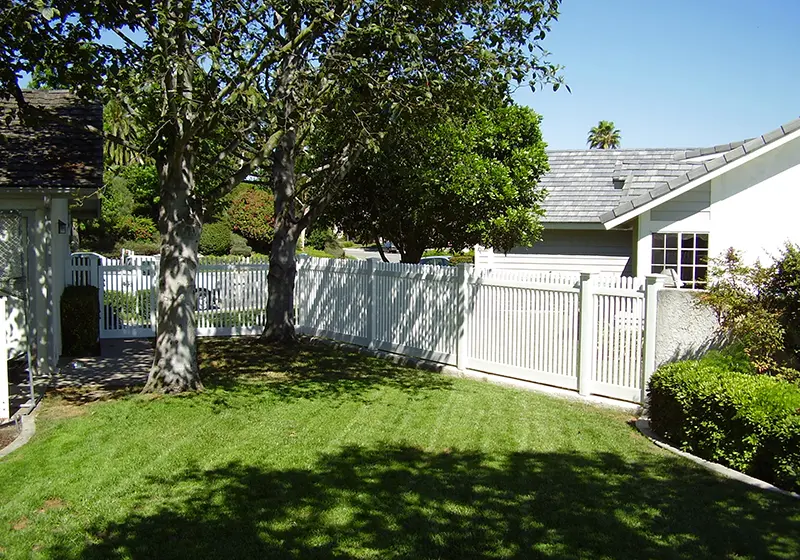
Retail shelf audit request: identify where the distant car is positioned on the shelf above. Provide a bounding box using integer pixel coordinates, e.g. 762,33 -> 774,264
419,256 -> 452,267
382,240 -> 398,253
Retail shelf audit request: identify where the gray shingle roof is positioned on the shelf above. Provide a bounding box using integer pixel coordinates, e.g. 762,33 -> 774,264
600,117 -> 800,224
540,149 -> 702,223
0,90 -> 103,189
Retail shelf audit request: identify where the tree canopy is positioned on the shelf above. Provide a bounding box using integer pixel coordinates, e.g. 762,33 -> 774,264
587,120 -> 621,149
1,0 -> 565,392
325,103 -> 549,262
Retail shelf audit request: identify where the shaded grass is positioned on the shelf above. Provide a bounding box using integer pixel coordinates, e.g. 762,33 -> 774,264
0,338 -> 798,559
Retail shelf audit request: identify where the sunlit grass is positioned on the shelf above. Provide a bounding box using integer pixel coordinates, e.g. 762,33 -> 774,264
0,338 -> 797,559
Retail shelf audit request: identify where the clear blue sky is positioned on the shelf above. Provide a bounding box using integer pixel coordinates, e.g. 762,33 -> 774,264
514,0 -> 800,150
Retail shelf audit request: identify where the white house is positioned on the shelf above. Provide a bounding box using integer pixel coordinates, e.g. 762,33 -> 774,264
0,90 -> 102,408
477,117 -> 800,284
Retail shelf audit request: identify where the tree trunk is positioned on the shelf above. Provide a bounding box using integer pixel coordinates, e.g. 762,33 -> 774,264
401,243 -> 425,263
143,148 -> 203,393
263,130 -> 300,343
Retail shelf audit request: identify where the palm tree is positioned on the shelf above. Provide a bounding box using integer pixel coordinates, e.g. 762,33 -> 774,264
587,120 -> 621,149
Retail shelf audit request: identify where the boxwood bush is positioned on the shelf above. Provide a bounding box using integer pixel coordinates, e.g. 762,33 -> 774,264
648,352 -> 800,492
61,285 -> 100,356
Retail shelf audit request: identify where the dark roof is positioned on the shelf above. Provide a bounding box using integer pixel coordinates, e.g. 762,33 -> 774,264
600,117 -> 800,225
0,90 -> 103,189
540,149 -> 703,223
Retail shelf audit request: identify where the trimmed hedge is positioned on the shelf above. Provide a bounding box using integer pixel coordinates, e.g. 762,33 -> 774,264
200,222 -> 232,255
648,352 -> 800,492
61,285 -> 100,356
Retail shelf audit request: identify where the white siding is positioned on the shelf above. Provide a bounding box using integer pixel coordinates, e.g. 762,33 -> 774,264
479,229 -> 633,275
636,134 -> 800,276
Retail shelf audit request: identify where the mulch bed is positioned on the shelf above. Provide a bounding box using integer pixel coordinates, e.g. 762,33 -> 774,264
0,424 -> 20,450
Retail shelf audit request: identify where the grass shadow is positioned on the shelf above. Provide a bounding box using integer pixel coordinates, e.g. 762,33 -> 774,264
50,444 -> 800,559
197,337 -> 454,404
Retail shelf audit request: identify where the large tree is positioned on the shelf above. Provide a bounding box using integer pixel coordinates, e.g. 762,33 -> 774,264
325,103 -> 550,262
587,120 -> 621,149
1,0 -> 564,391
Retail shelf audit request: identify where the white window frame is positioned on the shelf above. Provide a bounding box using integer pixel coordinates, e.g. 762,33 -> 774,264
650,232 -> 709,289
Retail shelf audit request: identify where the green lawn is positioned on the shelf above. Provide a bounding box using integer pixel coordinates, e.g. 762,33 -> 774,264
1,338 -> 798,559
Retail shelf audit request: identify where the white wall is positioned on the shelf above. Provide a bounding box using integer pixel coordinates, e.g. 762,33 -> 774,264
636,135 -> 800,276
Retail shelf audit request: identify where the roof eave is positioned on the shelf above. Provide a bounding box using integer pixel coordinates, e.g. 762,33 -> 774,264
601,121 -> 800,230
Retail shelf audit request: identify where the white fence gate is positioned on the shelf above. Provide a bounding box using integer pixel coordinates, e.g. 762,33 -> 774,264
68,253 -> 663,403
70,254 -> 270,339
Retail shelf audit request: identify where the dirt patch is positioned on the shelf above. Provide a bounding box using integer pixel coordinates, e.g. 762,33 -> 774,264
37,498 -> 67,513
11,516 -> 28,531
0,424 -> 19,449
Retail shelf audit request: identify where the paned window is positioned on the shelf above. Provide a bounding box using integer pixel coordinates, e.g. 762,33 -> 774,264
651,233 -> 708,289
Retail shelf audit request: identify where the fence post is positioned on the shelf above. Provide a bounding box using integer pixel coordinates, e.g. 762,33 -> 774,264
641,274 -> 665,405
367,258 -> 376,350
577,271 -> 595,396
456,263 -> 472,371
0,297 -> 8,420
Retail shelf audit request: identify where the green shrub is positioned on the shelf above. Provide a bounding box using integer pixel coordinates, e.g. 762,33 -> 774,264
227,187 -> 275,249
307,227 -> 337,251
423,249 -> 451,257
118,215 -> 159,243
61,285 -> 100,356
200,222 -> 232,256
230,233 -> 252,257
698,247 -> 799,378
116,241 -> 160,255
104,290 -> 152,324
648,351 -> 800,492
450,250 -> 475,265
765,243 -> 800,362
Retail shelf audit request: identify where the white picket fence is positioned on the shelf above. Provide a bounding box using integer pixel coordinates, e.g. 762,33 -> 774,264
68,253 -> 663,403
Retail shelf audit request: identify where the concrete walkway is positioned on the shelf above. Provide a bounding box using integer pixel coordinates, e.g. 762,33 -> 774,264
53,339 -> 153,389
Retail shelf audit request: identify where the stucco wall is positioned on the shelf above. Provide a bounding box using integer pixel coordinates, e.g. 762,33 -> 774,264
636,133 -> 800,276
655,288 -> 722,369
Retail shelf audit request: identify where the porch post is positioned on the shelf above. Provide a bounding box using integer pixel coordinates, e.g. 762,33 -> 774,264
577,272 -> 595,396
0,297 -> 9,420
641,274 -> 665,404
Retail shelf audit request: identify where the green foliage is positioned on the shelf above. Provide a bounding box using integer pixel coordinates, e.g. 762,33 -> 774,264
227,187 -> 275,249
648,352 -> 800,492
764,243 -> 800,360
200,222 -> 232,256
115,241 -> 160,256
325,103 -> 548,262
117,215 -> 158,243
699,246 -> 800,378
450,251 -> 475,265
104,290 -> 152,325
60,285 -> 99,356
119,164 -> 159,212
230,233 -> 252,257
307,227 -> 337,251
587,120 -> 621,149
100,177 -> 135,233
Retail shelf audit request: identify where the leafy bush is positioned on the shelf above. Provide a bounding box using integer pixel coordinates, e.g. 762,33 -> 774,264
100,177 -> 135,234
200,222 -> 232,256
698,246 -> 799,379
306,226 -> 337,251
104,290 -> 152,324
450,250 -> 475,265
116,241 -> 160,255
764,243 -> 800,361
648,352 -> 800,492
227,187 -> 275,249
61,286 -> 100,356
230,233 -> 252,257
118,215 -> 159,243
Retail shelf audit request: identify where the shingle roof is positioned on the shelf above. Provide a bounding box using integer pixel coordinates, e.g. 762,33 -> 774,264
540,149 -> 702,223
600,117 -> 800,225
0,90 -> 103,189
